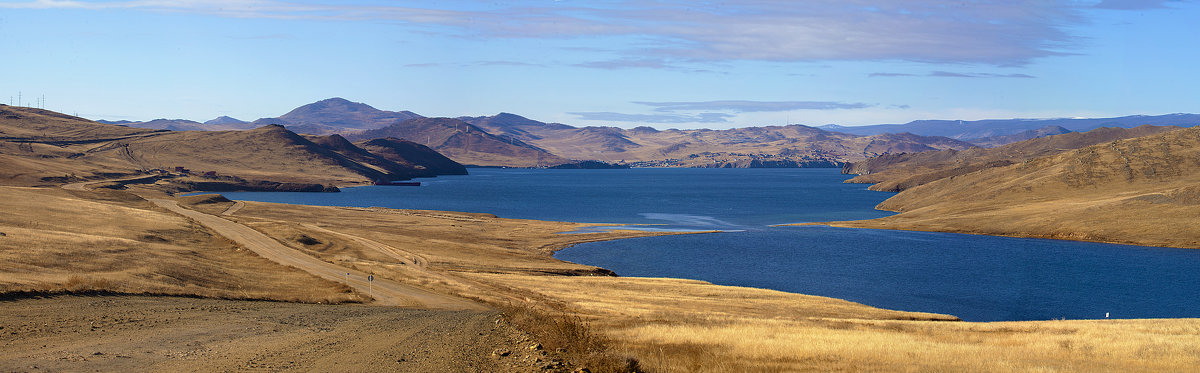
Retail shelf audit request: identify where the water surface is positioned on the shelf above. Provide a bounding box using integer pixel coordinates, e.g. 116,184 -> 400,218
216,168 -> 1200,321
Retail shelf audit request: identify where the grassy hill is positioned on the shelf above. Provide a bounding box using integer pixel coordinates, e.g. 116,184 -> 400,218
462,113 -> 975,167
844,125 -> 1181,192
0,106 -> 465,189
350,117 -> 568,167
829,126 -> 1200,249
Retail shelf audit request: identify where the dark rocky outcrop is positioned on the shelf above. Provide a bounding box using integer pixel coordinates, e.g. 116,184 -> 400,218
174,180 -> 339,193
547,160 -> 630,169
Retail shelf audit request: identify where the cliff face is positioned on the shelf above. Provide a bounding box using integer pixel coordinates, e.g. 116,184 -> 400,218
829,126 -> 1200,250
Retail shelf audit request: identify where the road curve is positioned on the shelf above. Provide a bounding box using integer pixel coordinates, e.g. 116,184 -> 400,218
220,201 -> 246,216
62,175 -> 161,191
149,199 -> 487,311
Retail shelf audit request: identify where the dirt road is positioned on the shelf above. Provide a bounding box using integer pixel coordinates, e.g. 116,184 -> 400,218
221,200 -> 246,215
0,295 -> 549,372
149,199 -> 486,310
61,175 -> 160,191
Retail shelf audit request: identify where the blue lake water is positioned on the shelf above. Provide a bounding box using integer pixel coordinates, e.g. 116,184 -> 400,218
213,168 -> 1200,322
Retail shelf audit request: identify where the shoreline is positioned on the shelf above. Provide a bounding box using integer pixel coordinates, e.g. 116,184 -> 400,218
14,183 -> 1200,371
200,190 -> 1198,322
71,173 -> 1200,321
788,221 -> 1198,251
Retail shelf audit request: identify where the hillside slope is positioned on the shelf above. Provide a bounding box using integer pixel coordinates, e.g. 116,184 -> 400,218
829,126 -> 1200,249
844,125 -> 1181,192
350,117 -> 568,167
0,106 -> 463,188
824,113 -> 1200,141
462,113 -> 975,167
356,137 -> 468,176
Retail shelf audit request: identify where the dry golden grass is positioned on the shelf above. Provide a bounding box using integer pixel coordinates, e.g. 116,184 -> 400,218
0,186 -> 364,303
460,276 -> 1199,372
5,172 -> 1198,371
610,317 -> 1200,372
825,127 -> 1200,250
844,125 -> 1182,192
185,198 -> 1200,372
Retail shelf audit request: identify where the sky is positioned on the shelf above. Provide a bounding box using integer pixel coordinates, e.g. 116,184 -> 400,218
1,0 -> 1197,129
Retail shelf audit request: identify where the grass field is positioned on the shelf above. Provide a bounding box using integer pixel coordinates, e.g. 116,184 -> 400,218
4,185 -> 1199,372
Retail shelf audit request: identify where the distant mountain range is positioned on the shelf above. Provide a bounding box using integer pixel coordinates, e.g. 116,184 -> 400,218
819,114 -> 1200,141
103,98 -> 1200,168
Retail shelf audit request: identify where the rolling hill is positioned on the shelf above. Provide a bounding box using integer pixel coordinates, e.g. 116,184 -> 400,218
820,114 -> 1200,143
102,98 -> 1200,168
461,113 -> 975,167
256,97 -> 422,135
348,117 -> 568,167
827,125 -> 1200,250
0,105 -> 465,189
843,125 -> 1182,192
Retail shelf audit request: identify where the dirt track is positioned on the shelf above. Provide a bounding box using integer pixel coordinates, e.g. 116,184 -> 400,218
0,295 -> 549,372
149,199 -> 485,310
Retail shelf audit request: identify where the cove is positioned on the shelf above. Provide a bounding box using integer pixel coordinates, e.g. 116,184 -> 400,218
214,168 -> 1200,322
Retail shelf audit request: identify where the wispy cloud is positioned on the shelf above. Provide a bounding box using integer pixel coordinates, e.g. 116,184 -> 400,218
0,1 -> 1155,66
403,60 -> 543,68
872,71 -> 1037,79
574,58 -> 676,70
569,112 -> 734,123
634,100 -> 872,113
1093,0 -> 1180,10
475,60 -> 543,67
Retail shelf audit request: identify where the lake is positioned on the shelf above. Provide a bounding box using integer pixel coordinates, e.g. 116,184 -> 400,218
214,168 -> 1200,322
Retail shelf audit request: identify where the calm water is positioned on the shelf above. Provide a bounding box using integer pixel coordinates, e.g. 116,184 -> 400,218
215,168 -> 1200,321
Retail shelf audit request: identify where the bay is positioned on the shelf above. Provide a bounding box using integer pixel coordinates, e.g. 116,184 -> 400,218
214,168 -> 1200,321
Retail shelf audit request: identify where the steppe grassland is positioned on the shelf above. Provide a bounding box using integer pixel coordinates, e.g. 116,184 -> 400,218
0,186 -> 362,303
204,200 -> 1200,372
463,275 -> 1200,373
7,187 -> 1200,372
607,318 -> 1200,372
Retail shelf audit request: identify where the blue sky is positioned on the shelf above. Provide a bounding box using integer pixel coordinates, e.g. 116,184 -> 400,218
1,0 -> 1196,129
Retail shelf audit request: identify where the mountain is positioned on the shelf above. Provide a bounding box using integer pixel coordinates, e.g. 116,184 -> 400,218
822,114 -> 1200,144
119,118 -> 256,132
123,119 -> 209,131
459,112 -> 575,140
829,126 -> 1200,250
967,125 -> 1072,148
204,116 -> 249,125
348,117 -> 568,167
0,105 -> 463,189
96,119 -> 136,125
97,99 -> 1200,169
843,125 -> 1181,192
457,113 -> 975,167
268,97 -> 423,135
306,134 -> 466,180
